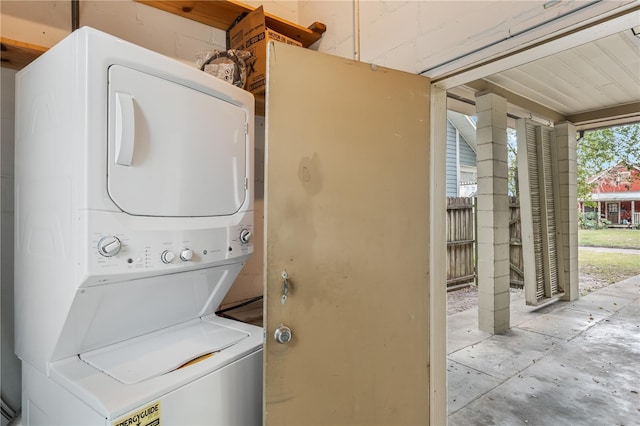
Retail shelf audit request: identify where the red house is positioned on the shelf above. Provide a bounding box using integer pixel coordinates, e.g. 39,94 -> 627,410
579,163 -> 640,226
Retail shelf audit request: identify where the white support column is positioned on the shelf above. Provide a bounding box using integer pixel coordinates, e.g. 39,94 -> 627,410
598,202 -> 601,223
476,92 -> 510,334
555,122 -> 579,301
618,202 -> 621,225
429,84 -> 447,426
456,128 -> 461,196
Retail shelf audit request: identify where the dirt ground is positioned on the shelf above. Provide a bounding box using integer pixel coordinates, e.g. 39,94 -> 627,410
446,272 -> 613,316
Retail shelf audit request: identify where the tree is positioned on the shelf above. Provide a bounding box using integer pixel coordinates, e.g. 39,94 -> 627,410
577,123 -> 640,206
507,128 -> 518,196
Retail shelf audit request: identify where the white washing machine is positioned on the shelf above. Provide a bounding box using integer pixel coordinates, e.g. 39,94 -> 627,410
14,27 -> 261,425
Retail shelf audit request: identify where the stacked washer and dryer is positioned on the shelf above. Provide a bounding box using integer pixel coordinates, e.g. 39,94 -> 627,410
15,27 -> 262,425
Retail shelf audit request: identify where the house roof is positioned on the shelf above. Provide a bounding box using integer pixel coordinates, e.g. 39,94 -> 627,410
587,162 -> 640,185
589,191 -> 640,202
447,111 -> 476,153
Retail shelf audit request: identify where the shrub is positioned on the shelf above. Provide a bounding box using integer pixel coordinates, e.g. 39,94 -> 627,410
578,211 -> 613,229
580,211 -> 599,229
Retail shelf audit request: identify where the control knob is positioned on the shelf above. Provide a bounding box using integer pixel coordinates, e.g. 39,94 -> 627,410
180,248 -> 193,262
98,236 -> 121,257
239,229 -> 252,244
161,250 -> 176,264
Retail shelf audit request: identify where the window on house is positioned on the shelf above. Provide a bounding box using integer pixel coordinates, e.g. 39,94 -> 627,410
459,166 -> 477,185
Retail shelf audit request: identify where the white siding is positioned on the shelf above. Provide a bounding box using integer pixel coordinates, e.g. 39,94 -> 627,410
446,120 -> 477,196
459,135 -> 477,168
446,120 -> 458,196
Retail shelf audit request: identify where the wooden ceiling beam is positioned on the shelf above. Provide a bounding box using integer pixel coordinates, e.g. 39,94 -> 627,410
569,102 -> 640,131
457,79 -> 567,124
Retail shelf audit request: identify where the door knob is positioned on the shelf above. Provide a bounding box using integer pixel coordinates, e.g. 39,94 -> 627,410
274,325 -> 292,344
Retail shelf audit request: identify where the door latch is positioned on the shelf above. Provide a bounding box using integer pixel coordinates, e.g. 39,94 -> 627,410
281,270 -> 289,304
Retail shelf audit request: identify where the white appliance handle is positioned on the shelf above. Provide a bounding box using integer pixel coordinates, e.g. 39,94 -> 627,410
115,92 -> 135,166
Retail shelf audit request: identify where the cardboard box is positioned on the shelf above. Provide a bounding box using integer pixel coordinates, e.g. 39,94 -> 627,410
228,6 -> 302,95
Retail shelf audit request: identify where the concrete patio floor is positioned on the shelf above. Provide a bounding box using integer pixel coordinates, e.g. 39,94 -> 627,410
447,274 -> 640,425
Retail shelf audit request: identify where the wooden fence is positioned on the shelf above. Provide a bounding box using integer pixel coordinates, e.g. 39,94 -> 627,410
446,197 -> 475,289
509,196 -> 525,288
446,196 -> 525,289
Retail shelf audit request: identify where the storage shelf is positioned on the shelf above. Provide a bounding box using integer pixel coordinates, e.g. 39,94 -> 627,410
0,34 -> 266,113
3,0 -> 313,112
135,0 -> 326,48
1,38 -> 48,70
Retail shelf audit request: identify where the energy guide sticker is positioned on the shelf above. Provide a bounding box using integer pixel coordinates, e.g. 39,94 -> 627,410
113,401 -> 160,426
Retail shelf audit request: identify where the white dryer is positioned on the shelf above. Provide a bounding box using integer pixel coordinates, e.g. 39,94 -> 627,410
14,27 -> 261,425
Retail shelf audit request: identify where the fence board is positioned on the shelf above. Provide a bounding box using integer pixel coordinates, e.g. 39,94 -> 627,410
446,197 -> 475,288
509,196 -> 525,288
446,196 -> 524,290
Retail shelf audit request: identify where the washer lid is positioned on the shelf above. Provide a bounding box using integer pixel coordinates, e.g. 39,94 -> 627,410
107,65 -> 248,217
80,319 -> 249,384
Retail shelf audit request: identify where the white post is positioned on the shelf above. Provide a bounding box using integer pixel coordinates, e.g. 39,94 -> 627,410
618,202 -> 621,225
476,92 -> 510,334
456,129 -> 461,196
429,84 -> 447,426
554,122 -> 578,301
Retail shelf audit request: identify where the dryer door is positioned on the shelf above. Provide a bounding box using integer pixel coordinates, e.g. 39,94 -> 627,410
107,65 -> 248,217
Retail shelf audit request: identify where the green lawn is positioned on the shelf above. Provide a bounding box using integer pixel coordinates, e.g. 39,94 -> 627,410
578,250 -> 640,284
578,228 -> 640,249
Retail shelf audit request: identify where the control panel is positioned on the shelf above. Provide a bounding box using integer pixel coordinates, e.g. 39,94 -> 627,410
87,213 -> 253,284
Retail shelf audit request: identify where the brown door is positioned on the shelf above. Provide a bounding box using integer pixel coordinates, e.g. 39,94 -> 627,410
264,42 -> 431,425
607,202 -> 619,224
